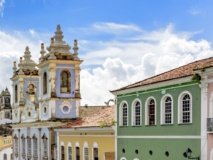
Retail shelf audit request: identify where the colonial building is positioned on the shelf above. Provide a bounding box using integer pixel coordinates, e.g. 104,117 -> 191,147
111,57 -> 213,160
54,106 -> 115,160
11,25 -> 82,160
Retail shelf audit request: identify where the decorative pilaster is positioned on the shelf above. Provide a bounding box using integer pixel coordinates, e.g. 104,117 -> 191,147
200,77 -> 208,160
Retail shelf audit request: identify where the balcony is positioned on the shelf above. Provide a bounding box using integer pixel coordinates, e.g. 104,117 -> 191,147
207,118 -> 213,132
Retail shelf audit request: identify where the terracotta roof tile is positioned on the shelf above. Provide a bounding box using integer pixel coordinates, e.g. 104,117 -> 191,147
112,57 -> 213,92
60,106 -> 114,128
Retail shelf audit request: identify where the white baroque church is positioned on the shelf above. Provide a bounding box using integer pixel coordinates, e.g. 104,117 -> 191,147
11,25 -> 82,160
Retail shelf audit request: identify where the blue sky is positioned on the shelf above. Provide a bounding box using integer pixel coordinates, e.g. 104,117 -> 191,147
0,0 -> 213,105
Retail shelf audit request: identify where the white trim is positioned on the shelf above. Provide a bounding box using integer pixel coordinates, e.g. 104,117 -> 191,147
160,94 -> 173,125
119,101 -> 128,126
120,157 -> 127,160
60,100 -> 72,114
54,126 -> 114,132
117,135 -> 201,139
145,96 -> 157,125
178,91 -> 192,124
131,98 -> 142,126
209,91 -> 213,118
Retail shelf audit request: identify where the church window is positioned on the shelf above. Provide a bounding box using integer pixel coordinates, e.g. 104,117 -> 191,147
3,153 -> 7,160
15,85 -> 18,103
43,72 -> 47,94
42,134 -> 48,159
21,135 -> 26,157
60,70 -> 70,93
27,137 -> 31,158
14,135 -> 18,157
33,135 -> 38,158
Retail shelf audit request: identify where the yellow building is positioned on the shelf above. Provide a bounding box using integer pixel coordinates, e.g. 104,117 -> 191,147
0,135 -> 12,160
54,106 -> 115,160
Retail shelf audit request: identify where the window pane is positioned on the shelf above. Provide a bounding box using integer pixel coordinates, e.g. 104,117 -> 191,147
182,94 -> 190,123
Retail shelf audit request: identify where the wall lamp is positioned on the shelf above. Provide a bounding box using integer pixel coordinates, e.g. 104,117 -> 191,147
183,148 -> 200,160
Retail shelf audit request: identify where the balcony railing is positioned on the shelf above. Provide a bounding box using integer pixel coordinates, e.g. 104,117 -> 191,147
207,118 -> 213,132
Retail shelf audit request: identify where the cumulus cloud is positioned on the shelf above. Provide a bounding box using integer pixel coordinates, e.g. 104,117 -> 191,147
1,23 -> 213,106
80,24 -> 213,105
0,0 -> 5,17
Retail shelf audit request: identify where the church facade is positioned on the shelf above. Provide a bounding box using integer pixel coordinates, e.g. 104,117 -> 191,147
11,25 -> 82,160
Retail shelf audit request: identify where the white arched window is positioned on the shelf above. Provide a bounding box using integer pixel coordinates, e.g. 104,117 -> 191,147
161,95 -> 173,124
119,102 -> 128,126
132,99 -> 141,126
67,142 -> 72,160
75,142 -> 80,160
93,142 -> 99,160
84,142 -> 89,160
61,141 -> 65,160
145,97 -> 156,125
178,91 -> 192,124
43,72 -> 47,94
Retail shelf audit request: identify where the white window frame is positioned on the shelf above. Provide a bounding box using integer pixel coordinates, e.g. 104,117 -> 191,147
178,91 -> 192,124
67,142 -> 72,160
161,94 -> 173,125
93,142 -> 99,160
75,142 -> 80,160
61,141 -> 65,160
120,157 -> 127,160
83,142 -> 89,160
119,101 -> 128,126
145,97 -> 157,125
132,99 -> 142,126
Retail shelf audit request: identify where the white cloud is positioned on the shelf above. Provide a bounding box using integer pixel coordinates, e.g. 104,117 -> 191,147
189,7 -> 205,16
1,23 -> 213,106
29,29 -> 39,38
0,0 -> 5,17
92,22 -> 142,33
80,24 -> 213,105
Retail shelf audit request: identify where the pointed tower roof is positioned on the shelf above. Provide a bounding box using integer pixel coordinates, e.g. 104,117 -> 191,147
46,24 -> 72,55
18,46 -> 37,70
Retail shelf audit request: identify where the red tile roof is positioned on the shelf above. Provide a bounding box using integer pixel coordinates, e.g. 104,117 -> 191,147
60,106 -> 114,128
112,57 -> 213,92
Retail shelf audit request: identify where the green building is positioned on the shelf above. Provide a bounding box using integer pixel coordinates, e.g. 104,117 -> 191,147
111,57 -> 213,160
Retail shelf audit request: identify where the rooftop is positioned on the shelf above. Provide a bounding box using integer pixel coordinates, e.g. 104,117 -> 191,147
112,56 -> 213,92
59,106 -> 115,128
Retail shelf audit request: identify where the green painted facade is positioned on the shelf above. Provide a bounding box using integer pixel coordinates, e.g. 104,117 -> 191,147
116,81 -> 201,160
